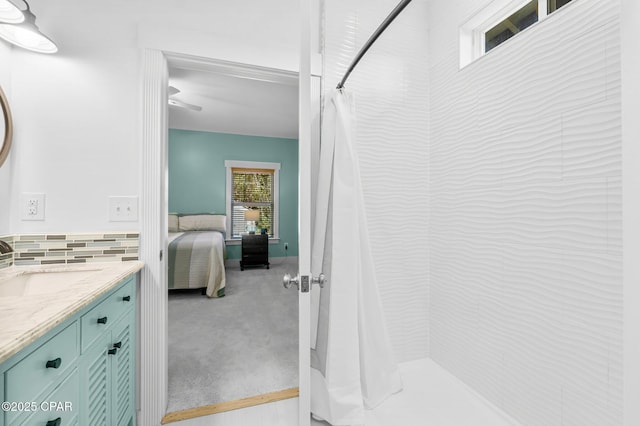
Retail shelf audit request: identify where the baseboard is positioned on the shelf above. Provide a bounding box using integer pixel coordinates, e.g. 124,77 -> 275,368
161,387 -> 299,424
225,255 -> 298,268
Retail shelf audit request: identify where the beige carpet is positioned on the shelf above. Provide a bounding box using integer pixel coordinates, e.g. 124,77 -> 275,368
167,256 -> 299,414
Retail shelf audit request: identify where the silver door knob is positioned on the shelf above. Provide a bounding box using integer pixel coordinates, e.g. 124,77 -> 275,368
283,273 -> 299,290
312,273 -> 326,288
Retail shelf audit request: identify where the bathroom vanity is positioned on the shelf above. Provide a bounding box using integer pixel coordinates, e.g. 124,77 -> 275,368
0,262 -> 143,426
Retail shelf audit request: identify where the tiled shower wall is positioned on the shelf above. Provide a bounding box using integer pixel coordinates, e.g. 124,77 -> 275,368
0,233 -> 139,269
428,0 -> 622,425
323,0 -> 430,362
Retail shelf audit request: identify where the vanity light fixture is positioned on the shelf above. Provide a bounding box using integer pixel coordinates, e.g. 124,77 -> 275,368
0,0 -> 23,24
0,0 -> 57,54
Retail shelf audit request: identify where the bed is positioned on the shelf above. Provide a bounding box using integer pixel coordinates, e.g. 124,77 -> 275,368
168,214 -> 227,298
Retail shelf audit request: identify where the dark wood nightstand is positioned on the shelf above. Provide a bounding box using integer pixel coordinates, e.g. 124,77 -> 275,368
240,233 -> 269,270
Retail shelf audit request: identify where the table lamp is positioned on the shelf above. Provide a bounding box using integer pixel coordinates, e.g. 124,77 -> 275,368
244,209 -> 260,234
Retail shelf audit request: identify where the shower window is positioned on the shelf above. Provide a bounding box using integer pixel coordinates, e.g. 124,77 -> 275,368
485,0 -> 539,53
460,0 -> 577,68
225,160 -> 280,240
548,0 -> 574,13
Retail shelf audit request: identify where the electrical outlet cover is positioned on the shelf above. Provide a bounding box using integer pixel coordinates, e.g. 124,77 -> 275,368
21,193 -> 45,221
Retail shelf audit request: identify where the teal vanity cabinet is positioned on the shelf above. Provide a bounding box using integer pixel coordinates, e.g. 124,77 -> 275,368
0,274 -> 137,426
79,278 -> 136,426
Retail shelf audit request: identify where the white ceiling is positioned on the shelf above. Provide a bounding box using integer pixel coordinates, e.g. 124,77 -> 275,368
168,61 -> 299,140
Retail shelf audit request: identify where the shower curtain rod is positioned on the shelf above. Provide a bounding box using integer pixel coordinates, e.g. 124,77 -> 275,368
336,0 -> 414,89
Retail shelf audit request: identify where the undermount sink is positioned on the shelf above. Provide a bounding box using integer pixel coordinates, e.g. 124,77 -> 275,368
0,270 -> 100,297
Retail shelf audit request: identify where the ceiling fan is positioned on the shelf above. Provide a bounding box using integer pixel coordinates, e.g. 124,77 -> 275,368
168,86 -> 202,112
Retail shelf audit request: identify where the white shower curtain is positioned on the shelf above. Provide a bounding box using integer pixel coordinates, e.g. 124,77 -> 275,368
310,89 -> 402,425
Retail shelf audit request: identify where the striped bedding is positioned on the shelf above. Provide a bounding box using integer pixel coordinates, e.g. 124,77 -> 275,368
168,231 -> 226,298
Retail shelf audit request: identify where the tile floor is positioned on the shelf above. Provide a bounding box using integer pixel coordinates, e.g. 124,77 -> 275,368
171,358 -> 519,426
168,398 -> 298,426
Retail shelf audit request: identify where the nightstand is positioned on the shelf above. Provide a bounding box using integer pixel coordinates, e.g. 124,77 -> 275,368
240,233 -> 270,270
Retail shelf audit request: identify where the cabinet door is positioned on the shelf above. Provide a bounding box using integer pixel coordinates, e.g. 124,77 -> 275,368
79,332 -> 111,426
22,370 -> 79,426
111,311 -> 135,426
4,322 -> 78,425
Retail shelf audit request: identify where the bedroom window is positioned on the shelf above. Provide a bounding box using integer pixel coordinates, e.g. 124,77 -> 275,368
225,160 -> 280,240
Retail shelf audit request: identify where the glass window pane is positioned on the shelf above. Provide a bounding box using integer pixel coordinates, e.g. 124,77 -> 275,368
232,205 -> 247,237
232,172 -> 273,203
230,168 -> 275,237
548,0 -> 573,13
255,206 -> 273,235
485,0 -> 539,53
231,204 -> 273,237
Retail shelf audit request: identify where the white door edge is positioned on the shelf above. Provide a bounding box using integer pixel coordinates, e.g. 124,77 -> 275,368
299,0 -> 312,423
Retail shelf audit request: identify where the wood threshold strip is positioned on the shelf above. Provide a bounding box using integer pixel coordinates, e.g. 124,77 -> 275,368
161,387 -> 300,424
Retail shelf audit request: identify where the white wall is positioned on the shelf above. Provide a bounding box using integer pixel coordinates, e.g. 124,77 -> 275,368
0,42 -> 12,236
6,0 -> 300,234
621,0 -> 640,424
428,0 -> 622,425
323,0 -> 430,362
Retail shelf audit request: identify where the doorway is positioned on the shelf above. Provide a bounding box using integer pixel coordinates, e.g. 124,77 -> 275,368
161,57 -> 301,423
138,46 -> 318,426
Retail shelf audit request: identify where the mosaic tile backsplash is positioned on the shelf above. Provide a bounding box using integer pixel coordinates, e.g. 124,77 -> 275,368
0,233 -> 139,268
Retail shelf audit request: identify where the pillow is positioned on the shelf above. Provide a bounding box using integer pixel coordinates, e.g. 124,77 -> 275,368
179,214 -> 226,233
168,213 -> 179,232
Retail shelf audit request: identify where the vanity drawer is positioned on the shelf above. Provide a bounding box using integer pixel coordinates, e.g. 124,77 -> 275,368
4,322 -> 79,410
80,278 -> 135,353
20,369 -> 79,426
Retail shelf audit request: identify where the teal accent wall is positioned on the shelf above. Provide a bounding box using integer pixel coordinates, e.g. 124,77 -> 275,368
168,129 -> 298,259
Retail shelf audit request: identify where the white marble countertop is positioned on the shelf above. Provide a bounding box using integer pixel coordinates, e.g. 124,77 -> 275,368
0,261 -> 144,364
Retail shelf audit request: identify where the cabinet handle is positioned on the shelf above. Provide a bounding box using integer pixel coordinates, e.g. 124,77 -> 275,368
45,358 -> 62,369
122,295 -> 131,302
108,348 -> 118,355
113,341 -> 122,349
46,418 -> 61,426
97,316 -> 108,325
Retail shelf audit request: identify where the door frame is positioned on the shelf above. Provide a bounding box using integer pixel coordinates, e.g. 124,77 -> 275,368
139,48 -> 169,426
298,0 -> 312,423
139,49 -> 315,424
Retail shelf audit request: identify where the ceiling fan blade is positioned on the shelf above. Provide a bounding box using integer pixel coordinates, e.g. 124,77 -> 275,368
168,86 -> 180,96
168,98 -> 203,112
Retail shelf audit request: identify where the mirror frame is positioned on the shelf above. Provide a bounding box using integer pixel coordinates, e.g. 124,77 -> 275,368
0,85 -> 13,168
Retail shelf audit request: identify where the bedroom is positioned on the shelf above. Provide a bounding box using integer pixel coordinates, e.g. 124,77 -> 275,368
164,59 -> 300,420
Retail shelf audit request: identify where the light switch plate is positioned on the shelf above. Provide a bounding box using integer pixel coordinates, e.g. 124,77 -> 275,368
21,193 -> 45,221
108,196 -> 138,222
